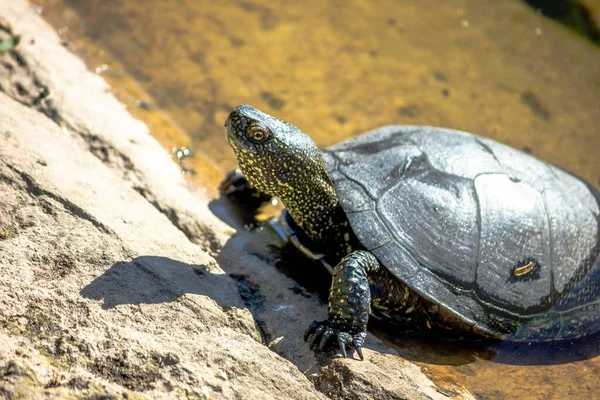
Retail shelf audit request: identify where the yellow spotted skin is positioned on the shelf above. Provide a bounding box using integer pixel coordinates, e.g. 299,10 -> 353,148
224,105 -> 434,358
226,105 -> 354,260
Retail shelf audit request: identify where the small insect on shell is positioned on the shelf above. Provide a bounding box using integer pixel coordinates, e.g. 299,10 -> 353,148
513,261 -> 535,277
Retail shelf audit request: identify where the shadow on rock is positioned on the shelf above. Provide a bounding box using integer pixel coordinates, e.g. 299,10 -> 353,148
215,228 -> 327,369
81,255 -> 244,310
208,196 -> 265,231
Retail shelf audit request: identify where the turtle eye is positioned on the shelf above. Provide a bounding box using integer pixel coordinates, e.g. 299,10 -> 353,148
247,126 -> 272,143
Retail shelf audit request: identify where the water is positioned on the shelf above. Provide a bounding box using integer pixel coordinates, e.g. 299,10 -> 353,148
34,0 -> 600,398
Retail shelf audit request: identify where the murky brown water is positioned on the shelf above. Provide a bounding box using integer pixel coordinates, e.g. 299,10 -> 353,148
33,0 -> 600,398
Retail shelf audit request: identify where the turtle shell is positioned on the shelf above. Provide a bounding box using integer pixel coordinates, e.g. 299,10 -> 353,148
322,126 -> 600,340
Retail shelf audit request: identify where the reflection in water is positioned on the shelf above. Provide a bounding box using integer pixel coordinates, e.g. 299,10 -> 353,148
371,319 -> 600,367
36,0 -> 600,398
491,334 -> 600,366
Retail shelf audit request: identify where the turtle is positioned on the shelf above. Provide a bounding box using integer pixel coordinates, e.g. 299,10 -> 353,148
221,104 -> 600,360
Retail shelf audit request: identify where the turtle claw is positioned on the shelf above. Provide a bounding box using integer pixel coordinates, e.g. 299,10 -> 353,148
337,335 -> 348,358
304,320 -> 366,360
318,328 -> 335,350
309,325 -> 327,349
354,345 -> 364,361
219,169 -> 246,194
219,169 -> 273,210
304,320 -> 320,341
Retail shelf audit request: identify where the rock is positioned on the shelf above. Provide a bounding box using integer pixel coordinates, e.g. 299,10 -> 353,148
0,2 -> 324,397
0,91 -> 327,399
1,0 -> 233,256
0,0 -> 466,399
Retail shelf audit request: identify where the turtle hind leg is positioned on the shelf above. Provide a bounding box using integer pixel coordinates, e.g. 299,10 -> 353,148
304,250 -> 380,360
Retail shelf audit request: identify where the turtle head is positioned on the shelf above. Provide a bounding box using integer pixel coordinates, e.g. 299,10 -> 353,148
225,105 -> 330,198
225,105 -> 350,248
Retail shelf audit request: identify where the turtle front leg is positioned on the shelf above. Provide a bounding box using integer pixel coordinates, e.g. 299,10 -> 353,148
304,250 -> 380,360
219,169 -> 274,211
